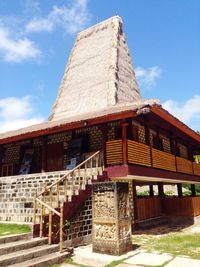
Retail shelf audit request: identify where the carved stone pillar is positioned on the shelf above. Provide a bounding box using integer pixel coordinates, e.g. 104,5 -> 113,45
92,181 -> 132,255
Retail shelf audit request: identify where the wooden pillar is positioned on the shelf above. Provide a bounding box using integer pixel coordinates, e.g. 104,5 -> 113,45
132,180 -> 138,221
177,183 -> 183,197
149,184 -> 154,198
100,124 -> 108,167
144,122 -> 150,146
120,121 -> 128,164
191,184 -> 196,197
169,133 -> 175,155
41,136 -> 47,173
158,182 -> 164,197
158,182 -> 164,215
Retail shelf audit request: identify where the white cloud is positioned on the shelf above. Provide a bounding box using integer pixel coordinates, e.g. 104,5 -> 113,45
162,95 -> 200,128
0,96 -> 44,133
135,66 -> 162,88
0,25 -> 41,62
25,0 -> 90,34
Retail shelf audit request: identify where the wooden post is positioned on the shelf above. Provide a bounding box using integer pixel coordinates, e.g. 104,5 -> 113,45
71,172 -> 75,195
41,136 -> 47,172
99,124 -> 108,167
144,122 -> 150,146
121,121 -> 128,164
39,203 -> 44,238
191,184 -> 196,197
177,183 -> 183,197
48,188 -> 52,245
149,185 -> 154,198
78,167 -> 81,190
59,205 -> 63,253
33,191 -> 37,225
169,133 -> 175,155
158,182 -> 164,197
56,182 -> 60,207
158,182 -> 164,215
132,180 -> 138,222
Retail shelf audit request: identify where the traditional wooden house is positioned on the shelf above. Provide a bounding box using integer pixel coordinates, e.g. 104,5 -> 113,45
0,16 -> 200,250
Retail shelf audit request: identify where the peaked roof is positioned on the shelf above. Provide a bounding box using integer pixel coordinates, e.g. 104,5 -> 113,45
49,16 -> 143,121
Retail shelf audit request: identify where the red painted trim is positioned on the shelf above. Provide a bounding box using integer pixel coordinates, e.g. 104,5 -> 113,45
106,164 -> 200,183
0,110 -> 137,145
150,105 -> 200,143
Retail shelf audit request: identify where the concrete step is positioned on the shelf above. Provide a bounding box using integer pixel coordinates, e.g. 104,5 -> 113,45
8,250 -> 70,267
0,243 -> 59,267
0,237 -> 48,255
0,233 -> 32,244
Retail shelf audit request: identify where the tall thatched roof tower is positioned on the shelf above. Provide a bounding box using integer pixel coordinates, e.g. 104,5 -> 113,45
49,16 -> 142,122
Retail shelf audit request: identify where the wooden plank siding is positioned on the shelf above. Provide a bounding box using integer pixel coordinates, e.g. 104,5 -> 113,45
193,162 -> 200,176
105,139 -> 200,178
127,140 -> 151,167
152,148 -> 176,172
106,139 -> 123,165
136,197 -> 162,221
176,157 -> 193,175
163,197 -> 200,217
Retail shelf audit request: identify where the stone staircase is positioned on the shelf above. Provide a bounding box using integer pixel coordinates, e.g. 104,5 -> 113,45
33,151 -> 105,251
0,233 -> 71,267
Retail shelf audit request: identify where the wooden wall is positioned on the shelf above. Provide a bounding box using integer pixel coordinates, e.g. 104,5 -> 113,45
136,196 -> 200,221
163,197 -> 200,217
136,197 -> 162,221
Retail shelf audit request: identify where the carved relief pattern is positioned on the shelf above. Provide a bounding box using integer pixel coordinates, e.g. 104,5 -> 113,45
118,191 -> 129,219
119,224 -> 131,240
93,191 -> 116,219
94,224 -> 117,241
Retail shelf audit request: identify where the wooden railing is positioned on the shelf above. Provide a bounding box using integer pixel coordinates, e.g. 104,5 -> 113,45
33,151 -> 103,252
193,162 -> 200,176
106,139 -> 123,165
176,156 -> 193,175
106,139 -> 200,177
127,140 -> 151,167
152,148 -> 176,172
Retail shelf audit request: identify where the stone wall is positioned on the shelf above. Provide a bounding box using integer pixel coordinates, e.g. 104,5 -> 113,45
0,171 -> 68,222
64,197 -> 92,247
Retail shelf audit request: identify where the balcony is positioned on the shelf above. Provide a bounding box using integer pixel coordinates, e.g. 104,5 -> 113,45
106,139 -> 200,177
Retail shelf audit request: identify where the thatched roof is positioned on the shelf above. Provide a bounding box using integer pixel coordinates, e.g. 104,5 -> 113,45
0,16 -> 160,143
49,16 -> 149,121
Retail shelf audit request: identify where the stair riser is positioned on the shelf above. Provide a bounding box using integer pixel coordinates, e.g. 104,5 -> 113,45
24,253 -> 69,267
0,238 -> 48,256
0,233 -> 32,244
0,246 -> 58,267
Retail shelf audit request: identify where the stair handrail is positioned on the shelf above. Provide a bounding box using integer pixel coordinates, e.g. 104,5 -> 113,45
37,150 -> 101,197
33,150 -> 102,253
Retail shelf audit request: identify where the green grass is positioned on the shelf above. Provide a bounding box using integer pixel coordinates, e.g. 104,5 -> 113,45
132,233 -> 200,260
0,223 -> 31,236
64,258 -> 92,267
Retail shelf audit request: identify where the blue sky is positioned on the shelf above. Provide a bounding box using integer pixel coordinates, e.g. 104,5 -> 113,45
0,0 -> 199,133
